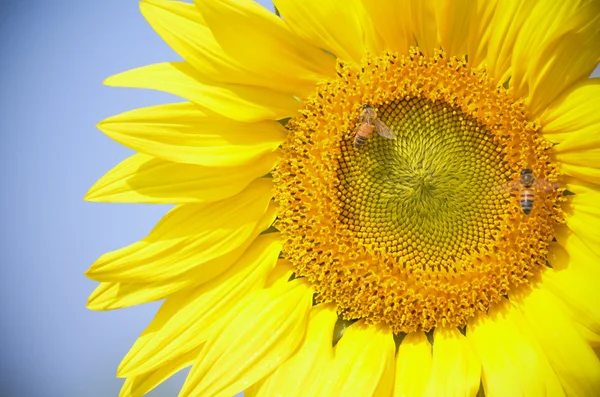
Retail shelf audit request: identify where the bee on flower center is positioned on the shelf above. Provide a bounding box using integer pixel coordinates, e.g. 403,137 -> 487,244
350,104 -> 396,148
498,168 -> 559,215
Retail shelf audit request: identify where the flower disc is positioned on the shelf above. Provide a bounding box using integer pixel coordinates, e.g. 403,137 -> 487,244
274,50 -> 564,333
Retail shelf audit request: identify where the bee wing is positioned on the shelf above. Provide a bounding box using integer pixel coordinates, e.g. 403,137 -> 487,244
373,119 -> 396,139
492,180 -> 520,194
534,178 -> 560,192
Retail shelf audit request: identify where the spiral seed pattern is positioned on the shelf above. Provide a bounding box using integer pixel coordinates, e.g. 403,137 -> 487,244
274,49 -> 564,332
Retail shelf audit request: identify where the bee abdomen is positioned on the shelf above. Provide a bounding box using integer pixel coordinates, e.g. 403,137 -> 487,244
520,190 -> 535,215
354,136 -> 367,147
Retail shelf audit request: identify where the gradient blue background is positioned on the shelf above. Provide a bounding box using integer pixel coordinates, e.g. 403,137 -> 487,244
1,2 -> 598,397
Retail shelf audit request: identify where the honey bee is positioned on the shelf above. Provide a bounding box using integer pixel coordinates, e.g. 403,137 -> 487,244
497,168 -> 559,215
351,104 -> 396,147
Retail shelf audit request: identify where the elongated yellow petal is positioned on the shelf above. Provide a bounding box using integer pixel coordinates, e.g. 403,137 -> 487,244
559,163 -> 600,186
85,153 -> 276,204
425,327 -> 480,397
466,302 -> 546,397
193,0 -> 335,97
115,280 -> 196,372
540,79 -> 600,144
86,179 -> 273,283
97,102 -> 287,167
408,0 -> 438,57
118,233 -> 282,376
485,1 -> 536,85
120,256 -> 293,374
434,0 -> 473,58
86,203 -> 277,310
263,259 -> 295,289
250,303 -> 337,397
180,279 -> 313,397
551,225 -> 600,277
86,278 -> 189,311
361,0 -> 413,55
511,1 -> 600,116
507,293 -> 566,397
466,0 -> 498,68
316,321 -> 395,396
119,346 -> 201,397
562,179 -> 600,257
544,270 -> 600,347
139,0 -> 250,85
555,144 -> 600,169
546,226 -> 600,344
140,0 -> 318,93
104,62 -> 299,123
551,134 -> 600,198
273,0 -> 380,65
394,332 -> 432,397
514,286 -> 600,396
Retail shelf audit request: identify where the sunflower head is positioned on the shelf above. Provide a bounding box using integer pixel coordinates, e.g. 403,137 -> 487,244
87,0 -> 600,396
274,49 -> 565,333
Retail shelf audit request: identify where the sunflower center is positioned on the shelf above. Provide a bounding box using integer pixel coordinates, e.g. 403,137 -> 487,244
274,49 -> 564,333
337,97 -> 506,271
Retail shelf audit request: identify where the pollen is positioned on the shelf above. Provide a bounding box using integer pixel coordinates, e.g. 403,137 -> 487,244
273,49 -> 565,333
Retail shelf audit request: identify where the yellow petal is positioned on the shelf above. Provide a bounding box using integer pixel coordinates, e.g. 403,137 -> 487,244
554,142 -> 600,170
562,179 -> 600,258
85,179 -> 274,283
425,327 -> 481,397
484,1 -> 536,85
85,153 -> 276,204
408,0 -> 438,57
139,0 -> 251,85
250,303 -> 337,397
119,346 -> 201,397
260,259 -> 293,288
551,225 -> 600,277
540,79 -> 600,145
361,0 -> 413,55
434,0 -> 473,58
104,62 -> 299,123
575,322 -> 600,348
514,286 -> 600,396
551,125 -> 600,193
97,102 -> 287,167
507,292 -> 567,397
180,279 -> 313,397
558,163 -> 600,186
86,278 -> 189,311
394,332 -> 432,397
86,202 -> 277,310
118,233 -> 282,376
544,270 -> 600,347
141,0 -> 327,95
466,302 -> 546,397
193,0 -> 335,97
317,321 -> 395,396
512,1 -> 600,116
273,0 -> 381,65
466,0 -> 498,68
546,228 -> 600,343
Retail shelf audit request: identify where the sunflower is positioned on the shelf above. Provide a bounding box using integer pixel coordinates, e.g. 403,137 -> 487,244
86,0 -> 600,396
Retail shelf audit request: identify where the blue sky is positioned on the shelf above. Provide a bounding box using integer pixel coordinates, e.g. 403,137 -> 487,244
0,2 -> 598,397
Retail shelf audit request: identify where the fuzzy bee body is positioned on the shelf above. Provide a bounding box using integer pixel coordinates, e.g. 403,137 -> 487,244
519,187 -> 535,215
497,168 -> 558,215
351,104 -> 396,147
353,123 -> 374,147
